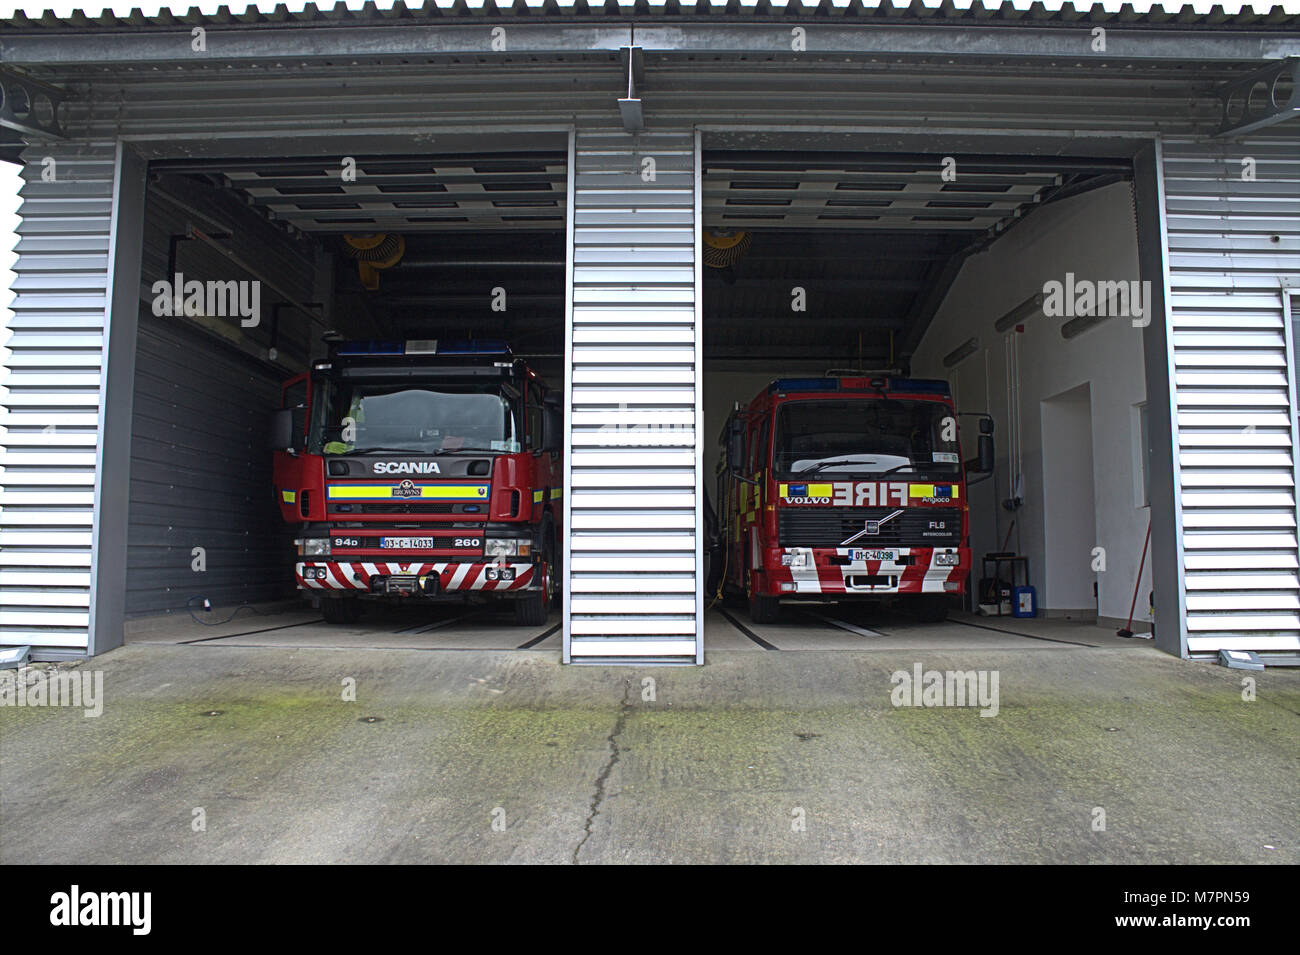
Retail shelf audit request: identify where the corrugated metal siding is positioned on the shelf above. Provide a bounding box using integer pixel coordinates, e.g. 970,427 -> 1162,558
0,143 -> 116,653
1161,135 -> 1300,658
564,129 -> 701,662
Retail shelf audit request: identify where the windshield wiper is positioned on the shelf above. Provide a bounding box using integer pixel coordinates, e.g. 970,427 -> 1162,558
340,446 -> 500,456
797,458 -> 882,475
795,460 -> 930,477
339,446 -> 430,455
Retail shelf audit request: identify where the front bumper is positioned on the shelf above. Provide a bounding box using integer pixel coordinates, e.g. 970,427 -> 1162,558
297,560 -> 538,594
761,546 -> 969,597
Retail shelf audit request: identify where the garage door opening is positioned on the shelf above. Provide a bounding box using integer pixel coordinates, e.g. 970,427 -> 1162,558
700,148 -> 1154,652
123,150 -> 568,650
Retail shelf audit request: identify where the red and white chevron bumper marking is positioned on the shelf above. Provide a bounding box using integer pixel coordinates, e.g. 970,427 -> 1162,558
296,561 -> 536,592
768,548 -> 967,596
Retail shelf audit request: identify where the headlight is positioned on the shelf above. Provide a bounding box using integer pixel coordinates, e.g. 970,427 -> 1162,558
934,551 -> 960,566
485,538 -> 531,557
297,538 -> 331,557
781,550 -> 810,569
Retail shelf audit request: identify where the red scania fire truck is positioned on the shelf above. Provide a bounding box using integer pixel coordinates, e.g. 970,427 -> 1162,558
270,339 -> 562,625
715,375 -> 993,624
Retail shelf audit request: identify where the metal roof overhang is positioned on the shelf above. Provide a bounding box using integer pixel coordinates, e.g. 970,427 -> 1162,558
2,15 -> 1299,70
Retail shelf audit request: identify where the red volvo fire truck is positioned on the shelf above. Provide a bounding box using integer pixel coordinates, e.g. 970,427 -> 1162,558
270,339 -> 562,625
715,375 -> 993,624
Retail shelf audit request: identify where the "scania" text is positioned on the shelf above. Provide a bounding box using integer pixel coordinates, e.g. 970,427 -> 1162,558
372,462 -> 442,474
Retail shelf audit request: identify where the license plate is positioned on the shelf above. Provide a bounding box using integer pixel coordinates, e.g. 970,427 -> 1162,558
852,549 -> 897,562
380,537 -> 435,549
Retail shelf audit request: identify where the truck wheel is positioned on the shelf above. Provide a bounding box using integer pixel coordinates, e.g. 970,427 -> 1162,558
321,597 -> 361,624
514,590 -> 548,627
914,596 -> 949,623
748,592 -> 781,625
514,551 -> 552,626
547,527 -> 562,610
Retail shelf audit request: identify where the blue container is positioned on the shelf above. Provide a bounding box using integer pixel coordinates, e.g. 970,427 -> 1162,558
1012,585 -> 1037,618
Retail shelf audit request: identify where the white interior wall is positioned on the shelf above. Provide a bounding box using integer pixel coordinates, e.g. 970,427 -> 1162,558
911,181 -> 1153,624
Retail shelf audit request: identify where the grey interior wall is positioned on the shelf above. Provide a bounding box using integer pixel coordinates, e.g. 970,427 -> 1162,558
127,312 -> 292,615
124,179 -> 319,616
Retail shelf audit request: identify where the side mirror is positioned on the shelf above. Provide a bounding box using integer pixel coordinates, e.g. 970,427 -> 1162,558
542,394 -> 563,453
270,408 -> 295,452
977,433 -> 995,474
979,416 -> 994,436
726,417 -> 745,474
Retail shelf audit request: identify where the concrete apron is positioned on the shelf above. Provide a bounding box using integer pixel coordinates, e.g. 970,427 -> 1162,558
0,644 -> 1296,864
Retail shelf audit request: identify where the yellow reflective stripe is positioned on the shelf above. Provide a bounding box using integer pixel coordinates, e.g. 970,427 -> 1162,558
550,488 -> 563,500
908,483 -> 959,499
281,490 -> 296,503
327,484 -> 489,500
533,489 -> 544,504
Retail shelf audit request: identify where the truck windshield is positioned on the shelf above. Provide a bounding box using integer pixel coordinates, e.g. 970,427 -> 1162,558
772,398 -> 961,479
311,382 -> 520,455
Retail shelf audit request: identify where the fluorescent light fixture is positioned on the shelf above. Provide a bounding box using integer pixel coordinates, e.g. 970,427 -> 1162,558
994,292 -> 1044,332
942,337 -> 979,368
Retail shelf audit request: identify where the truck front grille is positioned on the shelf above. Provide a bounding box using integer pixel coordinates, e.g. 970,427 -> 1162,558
356,503 -> 455,514
778,506 -> 961,548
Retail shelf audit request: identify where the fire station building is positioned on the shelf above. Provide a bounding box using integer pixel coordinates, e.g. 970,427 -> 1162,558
1,1 -> 1298,665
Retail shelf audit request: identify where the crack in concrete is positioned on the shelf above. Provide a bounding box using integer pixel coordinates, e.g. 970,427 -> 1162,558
572,679 -> 634,864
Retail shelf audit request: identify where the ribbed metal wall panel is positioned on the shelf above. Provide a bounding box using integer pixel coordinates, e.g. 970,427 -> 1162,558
0,142 -> 116,654
1161,135 -> 1300,658
564,129 -> 701,663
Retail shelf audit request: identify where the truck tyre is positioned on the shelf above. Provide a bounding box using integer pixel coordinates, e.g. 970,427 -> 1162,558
513,589 -> 548,626
914,596 -> 949,623
321,596 -> 361,624
514,543 -> 553,626
546,524 -> 562,610
748,592 -> 781,625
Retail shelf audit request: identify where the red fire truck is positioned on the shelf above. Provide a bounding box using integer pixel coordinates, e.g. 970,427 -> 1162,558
715,375 -> 993,624
270,339 -> 562,625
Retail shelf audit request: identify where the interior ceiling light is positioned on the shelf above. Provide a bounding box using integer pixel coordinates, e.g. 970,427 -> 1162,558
943,337 -> 979,368
994,292 -> 1044,332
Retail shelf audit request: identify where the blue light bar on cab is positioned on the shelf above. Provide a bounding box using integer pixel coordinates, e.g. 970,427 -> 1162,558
336,340 -> 405,356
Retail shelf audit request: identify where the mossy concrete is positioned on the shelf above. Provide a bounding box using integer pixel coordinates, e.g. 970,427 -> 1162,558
1,644 -> 1296,863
